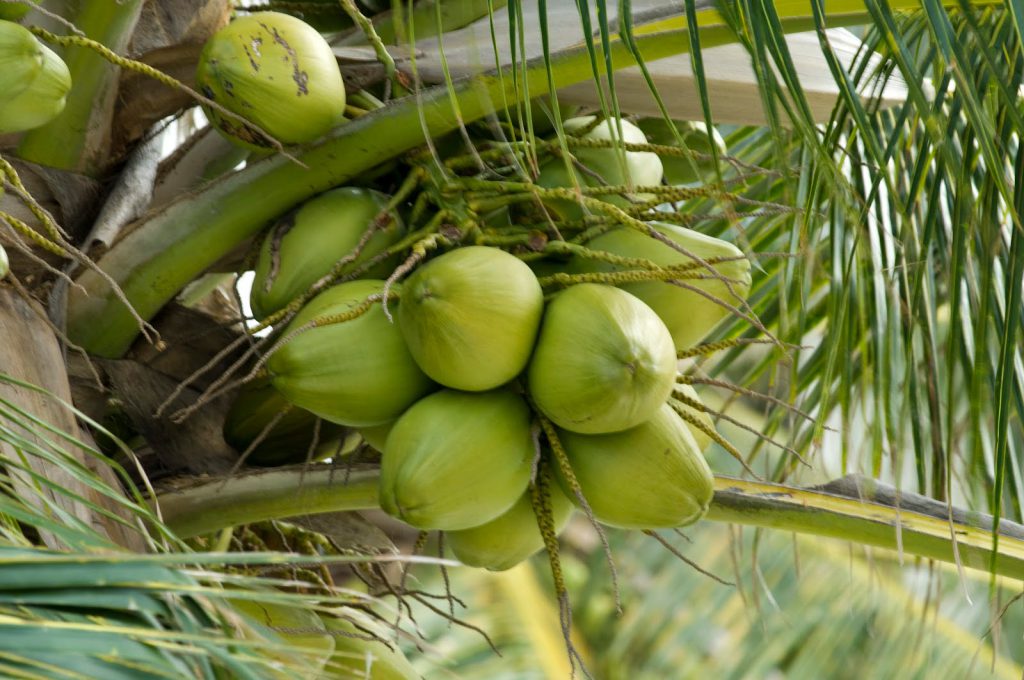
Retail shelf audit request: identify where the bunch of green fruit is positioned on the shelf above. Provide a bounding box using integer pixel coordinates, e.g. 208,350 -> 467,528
197,16 -> 750,571
224,213 -> 747,572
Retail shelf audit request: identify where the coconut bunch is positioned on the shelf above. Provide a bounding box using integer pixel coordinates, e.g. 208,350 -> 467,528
214,84 -> 751,571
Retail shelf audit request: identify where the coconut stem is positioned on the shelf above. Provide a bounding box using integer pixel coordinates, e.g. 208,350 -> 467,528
338,0 -> 406,99
536,267 -> 736,289
530,460 -> 588,676
154,469 -> 1024,581
156,466 -> 380,538
537,416 -> 621,613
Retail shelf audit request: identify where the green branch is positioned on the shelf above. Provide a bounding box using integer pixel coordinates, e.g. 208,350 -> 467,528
706,477 -> 1024,581
154,466 -> 380,539
157,469 -> 1024,582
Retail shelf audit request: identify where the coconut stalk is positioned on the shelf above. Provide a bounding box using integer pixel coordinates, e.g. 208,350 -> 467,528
155,469 -> 1024,583
154,466 -> 380,539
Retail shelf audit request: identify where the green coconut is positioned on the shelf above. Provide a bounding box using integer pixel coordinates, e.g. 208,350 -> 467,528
231,598 -> 335,676
527,283 -> 676,434
0,243 -> 7,279
0,38 -> 70,134
637,118 -> 726,185
534,116 -> 663,220
267,280 -> 434,426
380,389 -> 533,530
250,187 -> 404,320
571,222 -> 751,350
195,12 -> 345,148
223,381 -> 345,466
564,116 -> 663,188
320,610 -> 420,680
0,20 -> 43,101
446,480 -> 574,571
674,382 -> 715,452
555,403 -> 714,529
398,246 -> 544,391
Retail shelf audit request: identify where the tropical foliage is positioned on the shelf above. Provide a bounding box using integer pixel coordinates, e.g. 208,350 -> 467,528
1,0 -> 1024,677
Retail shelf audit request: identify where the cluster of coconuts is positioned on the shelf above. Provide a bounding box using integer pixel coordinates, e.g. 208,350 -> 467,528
256,239 -> 746,572
203,11 -> 749,571
224,193 -> 749,573
0,19 -> 71,134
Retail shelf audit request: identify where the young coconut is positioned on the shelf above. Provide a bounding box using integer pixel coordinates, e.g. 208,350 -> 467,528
380,389 -> 533,531
398,246 -> 544,391
637,118 -> 726,185
527,283 -> 676,434
571,222 -> 751,351
267,280 -> 434,427
250,187 -> 404,321
0,244 -> 7,279
0,27 -> 70,134
320,610 -> 419,680
0,20 -> 45,102
554,403 -> 714,529
230,598 -> 335,676
534,116 -> 663,220
446,478 -> 574,571
223,380 -> 346,466
195,12 -> 345,148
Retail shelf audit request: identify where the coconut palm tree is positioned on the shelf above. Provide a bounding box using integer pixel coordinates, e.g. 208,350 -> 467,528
2,0 -> 1024,676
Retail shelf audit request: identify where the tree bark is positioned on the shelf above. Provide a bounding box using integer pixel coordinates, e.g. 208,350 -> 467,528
0,284 -> 145,550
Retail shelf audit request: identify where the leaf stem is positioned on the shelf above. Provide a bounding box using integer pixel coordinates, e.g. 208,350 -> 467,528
156,466 -> 380,539
157,470 -> 1024,582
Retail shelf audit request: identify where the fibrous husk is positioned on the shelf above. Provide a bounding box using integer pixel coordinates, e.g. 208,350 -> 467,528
0,36 -> 70,134
555,403 -> 714,529
637,118 -> 726,186
571,222 -> 751,351
527,283 -> 676,434
268,279 -> 434,427
251,187 -> 403,321
222,380 -> 345,466
358,421 -> 393,452
534,116 -> 663,220
0,19 -> 43,101
195,11 -> 346,148
446,480 -> 574,571
379,389 -> 533,531
398,246 -> 544,391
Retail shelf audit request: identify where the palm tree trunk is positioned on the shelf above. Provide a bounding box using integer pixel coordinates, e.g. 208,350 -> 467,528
0,286 -> 144,550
